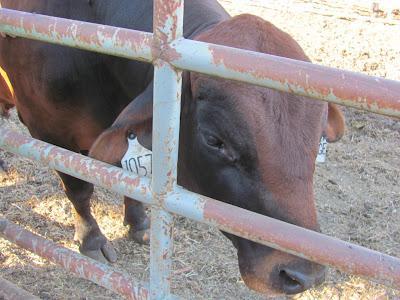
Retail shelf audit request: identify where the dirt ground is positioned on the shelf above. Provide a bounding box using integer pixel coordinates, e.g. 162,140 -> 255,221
1,1 -> 399,299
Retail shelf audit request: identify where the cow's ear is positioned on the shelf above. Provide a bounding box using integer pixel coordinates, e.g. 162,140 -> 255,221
324,103 -> 345,143
89,82 -> 153,165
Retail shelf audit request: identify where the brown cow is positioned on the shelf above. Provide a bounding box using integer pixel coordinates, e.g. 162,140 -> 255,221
0,1 -> 344,295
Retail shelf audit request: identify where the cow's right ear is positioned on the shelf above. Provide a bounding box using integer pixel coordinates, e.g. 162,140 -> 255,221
323,103 -> 345,143
89,82 -> 153,166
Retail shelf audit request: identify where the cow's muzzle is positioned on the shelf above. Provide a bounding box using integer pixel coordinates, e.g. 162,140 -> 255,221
277,264 -> 326,294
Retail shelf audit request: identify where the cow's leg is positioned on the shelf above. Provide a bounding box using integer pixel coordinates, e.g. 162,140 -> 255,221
124,197 -> 150,245
57,172 -> 117,263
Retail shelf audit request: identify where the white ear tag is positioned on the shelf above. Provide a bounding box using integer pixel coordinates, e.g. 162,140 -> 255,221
121,134 -> 152,177
316,136 -> 328,163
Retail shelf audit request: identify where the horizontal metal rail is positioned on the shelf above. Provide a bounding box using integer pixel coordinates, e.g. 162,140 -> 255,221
0,276 -> 40,300
1,126 -> 399,289
0,8 -> 399,118
0,218 -> 149,300
0,8 -> 152,62
170,39 -> 400,118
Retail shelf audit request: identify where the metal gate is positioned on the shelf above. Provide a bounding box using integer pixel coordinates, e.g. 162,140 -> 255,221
0,1 -> 399,299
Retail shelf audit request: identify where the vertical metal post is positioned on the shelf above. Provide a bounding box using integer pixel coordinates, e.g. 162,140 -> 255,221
151,0 -> 184,299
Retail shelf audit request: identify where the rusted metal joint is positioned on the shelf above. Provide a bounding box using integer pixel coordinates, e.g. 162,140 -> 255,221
152,0 -> 183,66
151,37 -> 183,67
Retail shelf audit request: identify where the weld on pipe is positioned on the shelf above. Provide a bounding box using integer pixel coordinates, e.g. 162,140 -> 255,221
0,8 -> 399,118
0,127 -> 399,289
0,218 -> 149,300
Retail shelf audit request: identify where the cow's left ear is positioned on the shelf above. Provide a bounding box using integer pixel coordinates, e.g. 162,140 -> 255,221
89,82 -> 153,165
323,103 -> 345,143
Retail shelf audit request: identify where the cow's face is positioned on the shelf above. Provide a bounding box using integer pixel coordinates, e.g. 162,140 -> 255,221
178,73 -> 343,295
90,72 -> 344,295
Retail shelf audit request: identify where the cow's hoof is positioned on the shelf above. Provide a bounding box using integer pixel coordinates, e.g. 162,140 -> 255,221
127,227 -> 150,245
79,240 -> 117,263
75,228 -> 118,263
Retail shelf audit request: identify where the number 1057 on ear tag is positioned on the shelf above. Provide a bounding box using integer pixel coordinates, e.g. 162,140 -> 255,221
121,134 -> 152,177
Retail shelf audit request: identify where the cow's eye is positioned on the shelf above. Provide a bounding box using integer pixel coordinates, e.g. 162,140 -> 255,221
206,135 -> 224,150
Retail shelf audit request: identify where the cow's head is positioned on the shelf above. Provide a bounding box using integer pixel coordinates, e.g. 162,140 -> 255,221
90,14 -> 345,296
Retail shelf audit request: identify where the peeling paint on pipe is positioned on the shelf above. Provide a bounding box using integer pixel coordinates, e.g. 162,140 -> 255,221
0,127 -> 153,204
0,9 -> 399,118
0,8 -> 152,62
0,218 -> 149,300
150,0 -> 184,299
201,198 -> 400,289
170,39 -> 400,118
1,127 -> 399,290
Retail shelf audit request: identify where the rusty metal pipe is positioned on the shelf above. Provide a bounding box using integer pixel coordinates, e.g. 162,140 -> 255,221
0,218 -> 149,300
200,197 -> 400,289
0,8 -> 399,118
150,0 -> 185,299
170,38 -> 400,118
1,127 -> 400,289
0,276 -> 40,300
166,187 -> 400,289
0,8 -> 152,62
0,126 -> 153,205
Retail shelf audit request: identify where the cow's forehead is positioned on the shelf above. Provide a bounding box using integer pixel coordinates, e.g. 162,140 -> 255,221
191,73 -> 321,117
191,73 -> 325,165
191,73 -> 268,104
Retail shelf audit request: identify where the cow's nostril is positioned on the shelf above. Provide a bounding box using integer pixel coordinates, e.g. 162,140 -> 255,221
278,270 -> 305,294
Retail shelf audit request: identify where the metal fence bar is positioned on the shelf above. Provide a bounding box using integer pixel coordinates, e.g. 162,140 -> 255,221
150,0 -> 184,298
0,218 -> 149,300
0,8 -> 399,118
0,8 -> 152,62
1,127 -> 400,289
199,198 -> 400,289
169,39 -> 400,118
0,276 -> 40,300
0,127 -> 153,204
